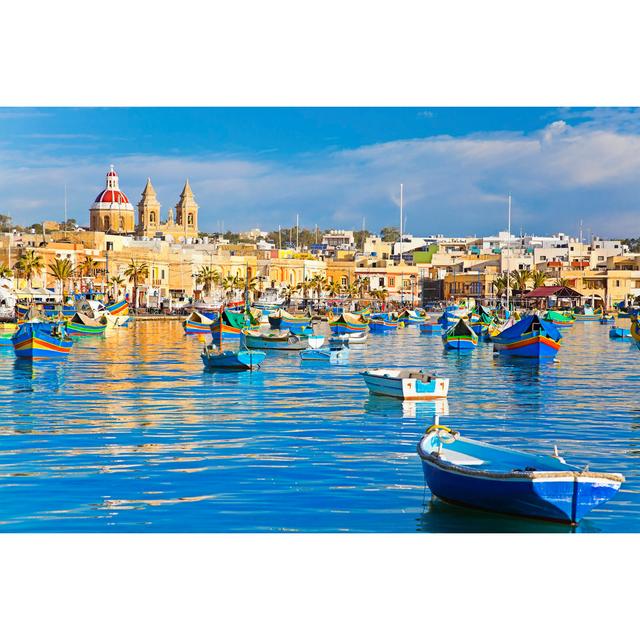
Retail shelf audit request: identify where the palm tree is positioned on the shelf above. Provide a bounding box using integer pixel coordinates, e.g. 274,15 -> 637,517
530,269 -> 547,289
283,283 -> 296,306
510,268 -> 532,307
123,259 -> 149,310
372,287 -> 389,309
324,280 -> 343,299
81,256 -> 98,278
353,276 -> 369,303
49,258 -> 75,302
297,278 -> 313,306
309,274 -> 326,305
196,266 -> 216,296
492,274 -> 509,299
109,275 -> 125,299
0,263 -> 13,279
555,277 -> 570,287
246,276 -> 260,303
14,249 -> 45,288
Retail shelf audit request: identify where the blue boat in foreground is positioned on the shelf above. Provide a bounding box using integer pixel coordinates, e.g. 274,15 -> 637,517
417,422 -> 624,524
609,326 -> 631,339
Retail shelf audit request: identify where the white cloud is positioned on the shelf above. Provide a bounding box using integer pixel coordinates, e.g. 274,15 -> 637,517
1,116 -> 640,238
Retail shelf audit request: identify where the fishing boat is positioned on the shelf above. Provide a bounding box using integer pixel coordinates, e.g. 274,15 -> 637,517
417,422 -> 624,524
241,329 -> 309,351
253,288 -> 285,315
360,369 -> 449,400
43,303 -> 76,319
573,304 -> 602,322
183,310 -> 215,334
420,321 -> 441,334
609,326 -> 631,339
599,314 -> 615,325
12,322 -> 73,359
492,314 -> 561,358
343,331 -> 367,344
210,308 -> 255,339
468,305 -> 494,336
66,312 -> 108,336
329,312 -> 369,335
630,315 -> 640,350
300,335 -> 350,362
368,313 -> 398,333
268,309 -> 311,330
397,309 -> 426,326
543,309 -> 575,327
201,313 -> 266,370
106,298 -> 129,316
442,318 -> 478,350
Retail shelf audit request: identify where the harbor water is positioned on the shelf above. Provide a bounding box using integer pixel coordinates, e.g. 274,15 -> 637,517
0,318 -> 638,533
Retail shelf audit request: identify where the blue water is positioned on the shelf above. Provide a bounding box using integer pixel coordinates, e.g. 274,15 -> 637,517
0,319 -> 638,533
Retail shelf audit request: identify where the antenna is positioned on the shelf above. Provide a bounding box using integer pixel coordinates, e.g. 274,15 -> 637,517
296,213 -> 299,252
399,183 -> 404,263
506,192 -> 512,312
64,183 -> 68,238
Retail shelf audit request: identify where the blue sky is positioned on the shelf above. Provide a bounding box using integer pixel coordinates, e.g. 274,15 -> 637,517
1,107 -> 640,238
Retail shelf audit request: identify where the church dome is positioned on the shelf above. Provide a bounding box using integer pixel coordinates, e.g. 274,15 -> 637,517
91,165 -> 134,212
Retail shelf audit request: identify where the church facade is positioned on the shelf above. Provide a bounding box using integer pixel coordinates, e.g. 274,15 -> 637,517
89,166 -> 199,241
136,178 -> 199,241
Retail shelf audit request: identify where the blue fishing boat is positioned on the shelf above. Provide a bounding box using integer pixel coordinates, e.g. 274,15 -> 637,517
201,345 -> 266,370
183,310 -> 215,334
600,315 -> 615,325
573,304 -> 602,322
369,312 -> 398,333
492,314 -> 561,358
268,309 -> 310,330
12,322 -> 73,359
417,422 -> 624,524
66,312 -> 108,336
442,318 -> 478,350
609,326 -> 631,339
397,308 -> 427,326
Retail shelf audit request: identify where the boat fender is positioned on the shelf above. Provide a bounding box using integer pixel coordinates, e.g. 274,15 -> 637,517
425,424 -> 458,444
288,336 -> 298,344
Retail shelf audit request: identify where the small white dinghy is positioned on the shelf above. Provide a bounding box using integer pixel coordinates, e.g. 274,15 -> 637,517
300,335 -> 350,362
344,331 -> 367,344
360,368 -> 449,400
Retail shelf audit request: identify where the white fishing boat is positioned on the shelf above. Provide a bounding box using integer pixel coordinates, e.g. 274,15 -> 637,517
344,331 -> 367,344
360,368 -> 449,400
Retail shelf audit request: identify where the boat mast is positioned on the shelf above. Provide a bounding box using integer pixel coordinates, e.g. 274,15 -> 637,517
64,184 -> 68,239
506,193 -> 511,312
400,183 -> 404,306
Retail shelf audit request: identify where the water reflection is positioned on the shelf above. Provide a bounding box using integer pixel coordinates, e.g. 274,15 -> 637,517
364,396 -> 449,420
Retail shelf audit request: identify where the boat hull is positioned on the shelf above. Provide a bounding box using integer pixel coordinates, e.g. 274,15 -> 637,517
609,327 -> 631,339
242,332 -> 309,351
420,455 -> 621,524
12,324 -> 73,359
442,336 -> 477,350
420,323 -> 441,334
369,320 -> 398,333
106,299 -> 129,316
211,324 -> 243,339
66,322 -> 107,336
184,320 -> 213,334
493,334 -> 560,358
361,371 -> 449,400
201,349 -> 266,370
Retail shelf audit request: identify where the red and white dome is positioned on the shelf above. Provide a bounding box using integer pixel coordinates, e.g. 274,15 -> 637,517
91,165 -> 134,212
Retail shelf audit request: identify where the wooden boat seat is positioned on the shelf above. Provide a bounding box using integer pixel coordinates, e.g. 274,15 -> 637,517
440,450 -> 486,466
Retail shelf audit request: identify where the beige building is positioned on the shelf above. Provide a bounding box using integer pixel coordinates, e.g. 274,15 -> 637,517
136,178 -> 199,241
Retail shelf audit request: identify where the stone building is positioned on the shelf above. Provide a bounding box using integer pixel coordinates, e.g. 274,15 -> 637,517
136,178 -> 199,241
89,166 -> 136,233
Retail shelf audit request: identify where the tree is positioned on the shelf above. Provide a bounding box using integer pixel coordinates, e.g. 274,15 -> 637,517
530,269 -> 547,289
492,274 -> 509,298
324,280 -> 343,298
509,269 -> 531,293
372,287 -> 389,308
0,214 -> 12,232
14,249 -> 45,288
123,259 -> 149,310
282,284 -> 296,306
49,258 -> 75,301
310,274 -> 326,303
0,263 -> 13,279
80,256 -> 98,279
353,276 -> 369,301
196,266 -> 217,296
380,226 -> 400,243
353,229 -> 372,251
59,217 -> 78,231
554,277 -> 570,287
296,278 -> 313,304
109,275 -> 125,298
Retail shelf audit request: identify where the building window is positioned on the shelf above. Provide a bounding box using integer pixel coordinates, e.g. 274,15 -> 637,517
341,276 -> 348,286
540,255 -> 546,261
388,277 -> 395,287
106,242 -> 113,251
161,269 -> 165,279
104,216 -> 110,230
188,214 -> 194,225
378,277 -> 384,287
616,280 -> 620,287
598,256 -> 604,261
